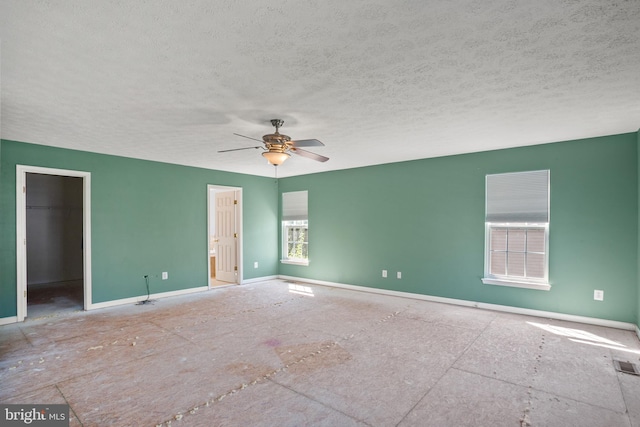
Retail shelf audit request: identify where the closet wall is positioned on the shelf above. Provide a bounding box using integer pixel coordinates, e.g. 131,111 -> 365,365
26,173 -> 83,285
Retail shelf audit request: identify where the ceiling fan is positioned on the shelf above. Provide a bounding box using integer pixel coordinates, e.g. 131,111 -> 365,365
219,119 -> 329,166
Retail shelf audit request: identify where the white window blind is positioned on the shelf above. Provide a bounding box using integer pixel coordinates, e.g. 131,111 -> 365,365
282,191 -> 308,221
485,170 -> 549,222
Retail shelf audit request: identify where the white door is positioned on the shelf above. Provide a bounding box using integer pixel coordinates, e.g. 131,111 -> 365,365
214,191 -> 237,283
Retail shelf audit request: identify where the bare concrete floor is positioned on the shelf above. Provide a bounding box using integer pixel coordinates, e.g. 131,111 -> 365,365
1,279 -> 640,426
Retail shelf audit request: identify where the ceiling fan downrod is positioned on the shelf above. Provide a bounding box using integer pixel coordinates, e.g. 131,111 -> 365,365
270,119 -> 284,133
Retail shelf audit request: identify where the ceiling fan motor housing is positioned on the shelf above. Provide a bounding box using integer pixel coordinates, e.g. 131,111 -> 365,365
263,128 -> 293,152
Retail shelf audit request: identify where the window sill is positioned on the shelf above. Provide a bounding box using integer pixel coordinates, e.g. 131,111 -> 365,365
481,277 -> 550,291
280,259 -> 309,266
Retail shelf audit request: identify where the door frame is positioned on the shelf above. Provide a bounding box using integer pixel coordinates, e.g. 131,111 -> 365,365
207,185 -> 243,287
16,165 -> 92,321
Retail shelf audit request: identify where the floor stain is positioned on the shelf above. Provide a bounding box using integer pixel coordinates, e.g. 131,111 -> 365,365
263,338 -> 281,347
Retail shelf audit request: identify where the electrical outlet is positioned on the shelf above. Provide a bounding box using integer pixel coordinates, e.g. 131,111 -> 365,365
254,261 -> 259,268
162,272 -> 168,280
594,290 -> 603,301
382,270 -> 387,278
397,271 -> 402,279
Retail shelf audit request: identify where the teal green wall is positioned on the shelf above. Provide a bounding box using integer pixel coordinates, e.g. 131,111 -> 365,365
279,133 -> 638,323
3,133 -> 639,324
0,140 -> 3,312
0,140 -> 278,318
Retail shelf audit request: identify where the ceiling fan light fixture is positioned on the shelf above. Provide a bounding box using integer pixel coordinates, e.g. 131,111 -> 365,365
262,151 -> 290,166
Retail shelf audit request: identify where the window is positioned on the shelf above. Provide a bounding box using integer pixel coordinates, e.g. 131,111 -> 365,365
482,170 -> 550,290
282,191 -> 309,265
284,221 -> 308,261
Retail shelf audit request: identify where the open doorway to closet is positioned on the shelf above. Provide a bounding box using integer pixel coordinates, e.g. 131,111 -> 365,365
16,166 -> 92,321
207,185 -> 243,287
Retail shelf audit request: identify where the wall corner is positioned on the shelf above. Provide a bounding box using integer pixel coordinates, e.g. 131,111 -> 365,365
637,129 -> 640,330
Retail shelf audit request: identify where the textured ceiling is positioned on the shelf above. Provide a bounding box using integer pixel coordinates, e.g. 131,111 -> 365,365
1,1 -> 639,178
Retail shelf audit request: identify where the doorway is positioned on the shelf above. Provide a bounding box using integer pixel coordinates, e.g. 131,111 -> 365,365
207,185 -> 243,287
16,166 -> 92,321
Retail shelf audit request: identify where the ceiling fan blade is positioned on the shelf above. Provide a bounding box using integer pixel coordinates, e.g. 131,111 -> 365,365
233,133 -> 264,143
291,147 -> 329,162
218,146 -> 262,153
292,138 -> 324,148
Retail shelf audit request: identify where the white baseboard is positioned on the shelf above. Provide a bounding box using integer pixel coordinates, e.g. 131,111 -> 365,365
241,275 -> 278,285
279,275 -> 637,332
0,316 -> 18,326
1,276 -> 281,325
4,276 -> 636,334
88,276 -> 279,311
88,286 -> 209,310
